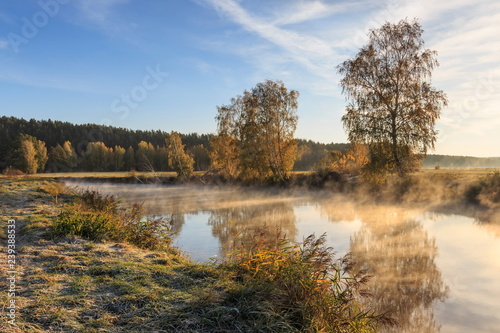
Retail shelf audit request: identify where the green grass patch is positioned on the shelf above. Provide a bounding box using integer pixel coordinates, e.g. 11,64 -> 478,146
52,189 -> 172,251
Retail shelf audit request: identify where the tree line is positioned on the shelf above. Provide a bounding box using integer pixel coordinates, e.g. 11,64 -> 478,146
0,116 -> 346,175
3,19 -> 450,181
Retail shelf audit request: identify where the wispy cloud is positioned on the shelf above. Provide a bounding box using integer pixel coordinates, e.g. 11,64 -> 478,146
71,0 -> 136,37
200,0 -> 500,154
75,0 -> 129,24
272,1 -> 351,26
0,39 -> 9,50
203,0 -> 342,95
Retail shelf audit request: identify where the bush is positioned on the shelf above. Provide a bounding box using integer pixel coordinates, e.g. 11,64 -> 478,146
2,166 -> 25,176
220,233 -> 389,332
465,172 -> 500,208
53,209 -> 120,241
53,190 -> 172,250
79,189 -> 118,213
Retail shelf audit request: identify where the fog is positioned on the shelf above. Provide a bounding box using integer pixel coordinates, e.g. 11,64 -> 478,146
65,181 -> 500,332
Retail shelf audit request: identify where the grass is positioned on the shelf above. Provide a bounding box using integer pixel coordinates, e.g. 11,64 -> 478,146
1,177 -> 387,332
52,189 -> 173,251
217,234 -> 388,332
28,171 -> 180,178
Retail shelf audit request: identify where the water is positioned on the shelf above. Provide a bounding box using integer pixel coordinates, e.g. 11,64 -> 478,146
67,182 -> 500,332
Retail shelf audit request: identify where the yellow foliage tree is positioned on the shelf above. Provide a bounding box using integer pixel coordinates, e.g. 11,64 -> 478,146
213,80 -> 299,182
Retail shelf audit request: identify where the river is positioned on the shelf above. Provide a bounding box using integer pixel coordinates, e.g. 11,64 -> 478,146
67,182 -> 500,333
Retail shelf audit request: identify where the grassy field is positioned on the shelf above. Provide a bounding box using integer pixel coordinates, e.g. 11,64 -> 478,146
31,171 -> 179,178
418,167 -> 499,181
0,177 -> 384,332
29,168 -> 496,177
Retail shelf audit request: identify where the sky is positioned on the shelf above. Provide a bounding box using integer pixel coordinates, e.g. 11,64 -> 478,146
0,0 -> 499,157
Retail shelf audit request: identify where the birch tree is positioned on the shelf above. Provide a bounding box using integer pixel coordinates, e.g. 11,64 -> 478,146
166,131 -> 194,178
337,19 -> 448,176
213,80 -> 299,182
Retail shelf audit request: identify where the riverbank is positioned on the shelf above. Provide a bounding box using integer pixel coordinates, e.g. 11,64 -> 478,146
38,168 -> 500,224
0,177 -> 384,332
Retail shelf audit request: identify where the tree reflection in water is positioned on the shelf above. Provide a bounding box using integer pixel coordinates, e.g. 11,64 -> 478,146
350,208 -> 449,333
208,202 -> 298,257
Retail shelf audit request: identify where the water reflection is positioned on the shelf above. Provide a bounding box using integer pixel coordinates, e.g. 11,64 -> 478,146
350,209 -> 449,333
66,183 -> 500,332
208,202 -> 297,256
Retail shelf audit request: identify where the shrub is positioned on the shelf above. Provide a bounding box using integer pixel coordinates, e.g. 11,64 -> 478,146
53,190 -> 171,250
477,171 -> 500,208
53,209 -> 120,241
2,166 -> 25,176
79,189 -> 118,213
465,172 -> 500,207
221,233 -> 389,332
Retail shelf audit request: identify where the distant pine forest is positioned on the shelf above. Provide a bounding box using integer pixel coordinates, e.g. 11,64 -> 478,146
1,116 -> 499,174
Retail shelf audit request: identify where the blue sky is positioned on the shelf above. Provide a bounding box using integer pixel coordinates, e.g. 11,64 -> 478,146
0,0 -> 499,157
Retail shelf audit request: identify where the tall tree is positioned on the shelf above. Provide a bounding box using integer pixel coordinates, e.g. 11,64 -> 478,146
62,141 -> 77,168
85,142 -> 112,171
188,144 -> 210,171
112,145 -> 126,171
136,141 -> 156,172
125,146 -> 136,171
156,145 -> 169,171
49,141 -> 77,171
19,139 -> 38,174
209,134 -> 239,178
337,19 -> 448,176
34,139 -> 48,172
13,134 -> 48,173
213,80 -> 299,182
165,131 -> 194,178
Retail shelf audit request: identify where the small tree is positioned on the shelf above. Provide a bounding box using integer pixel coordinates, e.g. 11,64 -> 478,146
337,19 -> 448,177
165,131 -> 194,178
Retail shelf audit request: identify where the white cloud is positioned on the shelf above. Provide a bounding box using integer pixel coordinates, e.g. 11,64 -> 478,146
203,0 -> 342,95
200,0 -> 500,155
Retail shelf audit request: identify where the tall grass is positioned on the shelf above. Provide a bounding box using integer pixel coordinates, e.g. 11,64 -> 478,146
217,233 -> 390,332
52,189 -> 172,250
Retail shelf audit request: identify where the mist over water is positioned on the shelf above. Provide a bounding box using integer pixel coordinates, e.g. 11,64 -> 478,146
66,181 -> 500,332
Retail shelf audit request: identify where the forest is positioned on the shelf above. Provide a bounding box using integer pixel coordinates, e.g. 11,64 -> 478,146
0,116 -> 349,174
2,116 -> 499,176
